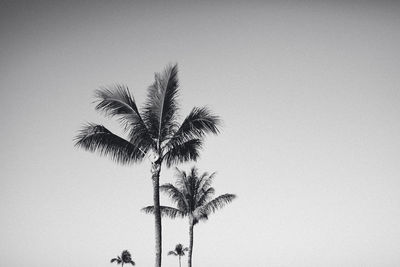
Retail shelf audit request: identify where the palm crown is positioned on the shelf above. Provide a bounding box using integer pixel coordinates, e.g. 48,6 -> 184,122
143,167 -> 236,224
168,243 -> 189,267
111,250 -> 135,266
75,64 -> 220,166
168,243 -> 189,256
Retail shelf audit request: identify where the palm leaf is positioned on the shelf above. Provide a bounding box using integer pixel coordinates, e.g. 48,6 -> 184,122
167,107 -> 221,145
196,187 -> 215,207
163,139 -> 203,167
201,194 -> 236,215
74,123 -> 146,164
168,251 -> 177,256
159,183 -> 188,210
94,86 -> 153,149
197,172 -> 216,192
141,205 -> 185,219
111,257 -> 122,264
143,64 -> 180,141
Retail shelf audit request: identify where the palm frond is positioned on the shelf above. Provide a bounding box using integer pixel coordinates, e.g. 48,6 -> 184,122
111,257 -> 122,264
198,172 -> 216,192
94,86 -> 153,148
168,251 -> 177,256
141,205 -> 185,219
201,194 -> 236,215
162,139 -> 203,167
196,212 -> 208,224
174,168 -> 188,190
143,64 -> 180,141
74,123 -> 146,164
167,106 -> 221,145
196,187 -> 215,207
159,183 -> 188,210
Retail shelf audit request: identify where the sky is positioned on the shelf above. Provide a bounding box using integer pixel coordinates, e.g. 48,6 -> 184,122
1,0 -> 400,266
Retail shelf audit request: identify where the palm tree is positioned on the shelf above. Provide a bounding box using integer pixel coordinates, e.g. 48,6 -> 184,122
168,243 -> 189,267
142,167 -> 236,267
74,64 -> 220,267
111,250 -> 135,266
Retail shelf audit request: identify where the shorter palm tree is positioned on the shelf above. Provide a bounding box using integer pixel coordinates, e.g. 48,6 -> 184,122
168,243 -> 189,267
143,167 -> 236,267
111,250 -> 135,266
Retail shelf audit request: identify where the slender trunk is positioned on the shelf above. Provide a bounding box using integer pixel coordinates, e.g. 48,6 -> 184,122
151,161 -> 162,267
179,255 -> 181,267
188,219 -> 194,267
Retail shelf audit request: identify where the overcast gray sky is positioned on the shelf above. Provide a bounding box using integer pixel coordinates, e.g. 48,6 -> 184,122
1,1 -> 400,266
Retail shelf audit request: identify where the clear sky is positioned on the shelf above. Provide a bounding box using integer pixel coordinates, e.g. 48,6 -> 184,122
1,1 -> 400,266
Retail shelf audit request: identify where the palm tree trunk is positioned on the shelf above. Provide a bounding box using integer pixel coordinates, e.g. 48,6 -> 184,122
179,255 -> 181,267
188,219 -> 194,267
151,162 -> 162,267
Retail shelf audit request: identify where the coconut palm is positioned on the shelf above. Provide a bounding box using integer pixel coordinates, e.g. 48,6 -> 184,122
111,250 -> 135,266
74,64 -> 220,267
168,243 -> 189,267
142,167 -> 236,267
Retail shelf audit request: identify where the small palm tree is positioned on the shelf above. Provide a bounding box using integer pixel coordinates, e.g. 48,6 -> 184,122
143,167 -> 236,267
111,250 -> 135,266
168,243 -> 189,267
75,64 -> 220,267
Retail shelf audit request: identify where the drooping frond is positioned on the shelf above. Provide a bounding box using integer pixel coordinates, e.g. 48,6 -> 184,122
111,257 -> 122,264
168,251 -> 178,256
167,107 -> 221,145
94,86 -> 153,148
141,205 -> 185,219
195,212 -> 209,225
159,183 -> 188,210
74,123 -> 146,164
143,64 -> 180,141
201,194 -> 236,215
162,139 -> 203,167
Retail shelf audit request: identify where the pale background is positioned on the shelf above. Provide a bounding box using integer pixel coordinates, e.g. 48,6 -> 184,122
1,1 -> 399,266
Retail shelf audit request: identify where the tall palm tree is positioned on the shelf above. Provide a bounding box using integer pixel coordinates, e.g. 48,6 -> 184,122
111,250 -> 135,266
142,167 -> 236,267
74,64 -> 221,267
168,243 -> 189,267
